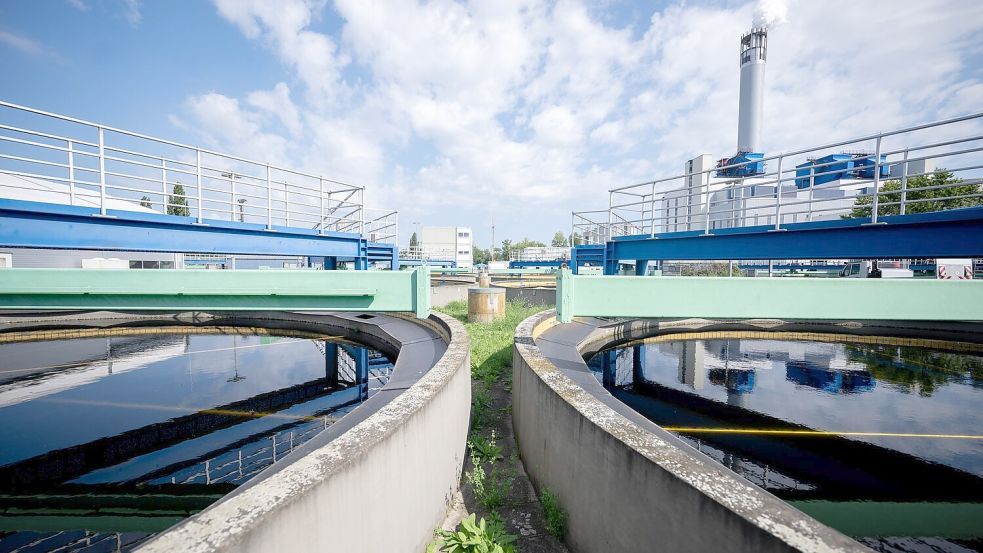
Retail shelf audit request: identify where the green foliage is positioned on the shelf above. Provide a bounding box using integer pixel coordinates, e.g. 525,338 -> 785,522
473,246 -> 491,265
845,170 -> 981,218
140,196 -> 152,209
428,514 -> 517,553
676,263 -> 742,277
551,231 -> 567,247
568,232 -> 583,246
167,183 -> 191,216
538,488 -> 568,541
409,231 -> 419,248
500,239 -> 513,261
466,447 -> 514,511
469,430 -> 503,464
470,384 -> 494,431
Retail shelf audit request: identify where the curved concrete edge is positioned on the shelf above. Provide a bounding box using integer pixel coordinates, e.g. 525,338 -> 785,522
135,311 -> 471,553
512,310 -> 868,553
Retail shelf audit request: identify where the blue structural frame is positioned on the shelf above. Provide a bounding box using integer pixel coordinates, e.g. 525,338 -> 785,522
0,198 -> 398,269
508,260 -> 565,269
398,258 -> 457,268
573,207 -> 983,275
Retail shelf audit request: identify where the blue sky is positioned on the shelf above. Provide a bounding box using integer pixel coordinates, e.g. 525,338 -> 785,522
2,0 -> 981,247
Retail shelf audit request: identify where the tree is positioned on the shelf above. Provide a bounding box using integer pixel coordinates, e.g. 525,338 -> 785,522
551,231 -> 567,247
140,196 -> 152,209
409,232 -> 419,249
845,170 -> 981,219
568,232 -> 583,246
500,239 -> 513,261
168,183 -> 191,216
472,246 -> 491,265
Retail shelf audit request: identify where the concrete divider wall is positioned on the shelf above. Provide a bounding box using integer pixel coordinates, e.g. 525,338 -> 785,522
512,310 -> 867,553
138,311 -> 471,553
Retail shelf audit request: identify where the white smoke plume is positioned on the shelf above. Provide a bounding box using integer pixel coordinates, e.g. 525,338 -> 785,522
752,0 -> 788,28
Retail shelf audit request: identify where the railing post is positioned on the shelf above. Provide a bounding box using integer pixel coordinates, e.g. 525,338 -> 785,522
870,135 -> 883,224
285,178 -> 291,228
900,148 -> 909,215
807,169 -> 815,221
266,164 -> 273,230
318,177 -> 325,235
773,154 -> 784,230
161,158 -> 167,214
703,173 -> 711,235
650,182 -> 657,237
195,150 -> 203,224
97,127 -> 107,216
67,140 -> 76,206
360,188 -> 366,235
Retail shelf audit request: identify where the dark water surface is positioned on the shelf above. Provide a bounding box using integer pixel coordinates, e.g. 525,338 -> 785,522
588,336 -> 983,553
0,329 -> 393,552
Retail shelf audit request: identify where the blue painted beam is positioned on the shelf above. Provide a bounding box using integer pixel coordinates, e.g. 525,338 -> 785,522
508,260 -> 565,269
738,264 -> 845,271
607,207 -> 983,262
0,198 -> 365,259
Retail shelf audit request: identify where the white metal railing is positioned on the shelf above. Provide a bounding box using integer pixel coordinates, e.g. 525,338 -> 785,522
572,112 -> 983,244
398,245 -> 457,261
0,100 -> 396,238
509,247 -> 571,262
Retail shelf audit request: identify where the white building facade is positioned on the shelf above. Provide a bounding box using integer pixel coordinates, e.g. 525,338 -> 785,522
421,226 -> 473,269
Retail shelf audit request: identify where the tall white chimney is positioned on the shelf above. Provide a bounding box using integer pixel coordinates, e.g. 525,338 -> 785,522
737,28 -> 767,153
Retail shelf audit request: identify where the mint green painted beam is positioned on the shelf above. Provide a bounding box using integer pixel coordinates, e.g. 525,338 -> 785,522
555,268 -> 983,324
0,265 -> 432,318
429,267 -> 469,273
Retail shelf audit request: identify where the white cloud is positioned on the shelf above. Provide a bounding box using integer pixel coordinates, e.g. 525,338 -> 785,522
0,30 -> 44,56
67,0 -> 90,11
176,0 -> 983,244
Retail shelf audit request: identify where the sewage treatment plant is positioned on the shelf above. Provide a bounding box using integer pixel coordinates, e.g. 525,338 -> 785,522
0,2 -> 982,552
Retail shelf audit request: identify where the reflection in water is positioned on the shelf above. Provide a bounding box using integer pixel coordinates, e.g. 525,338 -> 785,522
588,336 -> 983,553
0,329 -> 393,552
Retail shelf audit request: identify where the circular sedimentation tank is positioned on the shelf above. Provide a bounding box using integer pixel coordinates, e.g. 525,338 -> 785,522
0,309 -> 457,553
586,327 -> 983,552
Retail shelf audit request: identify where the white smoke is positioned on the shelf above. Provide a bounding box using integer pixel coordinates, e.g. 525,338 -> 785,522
752,0 -> 788,28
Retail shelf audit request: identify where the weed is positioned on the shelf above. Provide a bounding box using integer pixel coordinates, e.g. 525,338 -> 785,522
428,513 -> 517,553
465,447 -> 514,511
470,384 -> 494,431
469,430 -> 503,464
539,488 -> 568,541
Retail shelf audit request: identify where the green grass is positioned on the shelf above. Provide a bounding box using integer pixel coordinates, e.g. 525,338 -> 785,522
439,299 -> 546,388
538,488 -> 568,541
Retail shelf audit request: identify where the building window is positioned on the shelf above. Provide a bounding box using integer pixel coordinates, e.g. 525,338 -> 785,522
129,260 -> 167,269
458,231 -> 469,238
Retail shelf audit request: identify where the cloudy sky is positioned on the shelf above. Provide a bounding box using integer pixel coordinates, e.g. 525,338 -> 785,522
1,0 -> 981,247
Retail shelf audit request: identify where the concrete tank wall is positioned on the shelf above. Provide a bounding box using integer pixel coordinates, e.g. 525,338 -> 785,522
138,312 -> 471,553
512,310 -> 866,553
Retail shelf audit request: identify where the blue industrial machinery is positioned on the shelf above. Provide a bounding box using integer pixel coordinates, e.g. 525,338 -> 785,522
716,152 -> 765,178
795,153 -> 889,188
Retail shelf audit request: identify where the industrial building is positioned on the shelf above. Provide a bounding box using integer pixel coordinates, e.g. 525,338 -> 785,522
421,226 -> 473,269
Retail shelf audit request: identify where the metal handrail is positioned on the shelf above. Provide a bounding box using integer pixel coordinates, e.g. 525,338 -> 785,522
573,112 -> 983,242
0,100 -> 395,236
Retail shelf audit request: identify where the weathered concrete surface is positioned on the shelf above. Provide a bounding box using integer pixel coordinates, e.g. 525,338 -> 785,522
505,286 -> 555,306
130,311 -> 471,553
512,310 -> 870,553
431,283 -> 472,307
